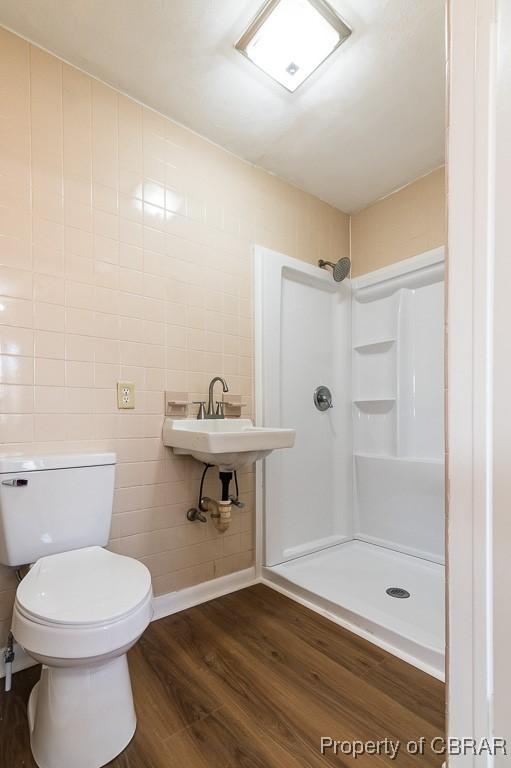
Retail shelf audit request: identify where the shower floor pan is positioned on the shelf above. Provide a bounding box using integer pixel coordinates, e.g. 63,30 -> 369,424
264,540 -> 445,680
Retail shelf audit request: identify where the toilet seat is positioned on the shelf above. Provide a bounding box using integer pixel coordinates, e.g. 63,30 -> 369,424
12,547 -> 153,662
16,546 -> 151,626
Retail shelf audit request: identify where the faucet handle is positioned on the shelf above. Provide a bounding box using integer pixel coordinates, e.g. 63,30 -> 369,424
215,401 -> 225,417
193,401 -> 206,420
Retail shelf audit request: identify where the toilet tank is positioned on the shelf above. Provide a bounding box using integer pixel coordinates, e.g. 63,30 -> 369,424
0,453 -> 116,567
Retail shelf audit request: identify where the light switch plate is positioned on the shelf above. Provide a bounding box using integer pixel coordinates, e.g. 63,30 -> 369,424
117,382 -> 135,409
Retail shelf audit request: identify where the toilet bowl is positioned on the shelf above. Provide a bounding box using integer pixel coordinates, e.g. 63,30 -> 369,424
12,546 -> 153,768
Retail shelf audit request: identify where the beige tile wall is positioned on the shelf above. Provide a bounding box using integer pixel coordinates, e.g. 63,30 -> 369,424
0,27 -> 350,644
350,167 -> 446,276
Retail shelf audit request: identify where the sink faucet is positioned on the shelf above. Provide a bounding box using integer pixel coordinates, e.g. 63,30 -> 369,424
206,376 -> 229,418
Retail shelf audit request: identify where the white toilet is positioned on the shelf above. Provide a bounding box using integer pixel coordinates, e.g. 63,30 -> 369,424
0,453 -> 153,768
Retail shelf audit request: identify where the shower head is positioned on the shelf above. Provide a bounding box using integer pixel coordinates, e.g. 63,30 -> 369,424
318,257 -> 351,282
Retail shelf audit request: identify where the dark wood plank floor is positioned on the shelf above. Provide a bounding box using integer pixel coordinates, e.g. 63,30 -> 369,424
0,584 -> 445,767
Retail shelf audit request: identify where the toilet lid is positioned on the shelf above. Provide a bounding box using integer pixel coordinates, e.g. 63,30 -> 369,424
16,546 -> 152,626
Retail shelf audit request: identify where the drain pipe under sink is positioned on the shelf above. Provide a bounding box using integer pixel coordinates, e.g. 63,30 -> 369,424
202,497 -> 232,532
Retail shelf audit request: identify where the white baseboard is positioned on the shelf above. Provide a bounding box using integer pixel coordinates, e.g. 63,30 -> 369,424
152,566 -> 259,621
0,642 -> 37,679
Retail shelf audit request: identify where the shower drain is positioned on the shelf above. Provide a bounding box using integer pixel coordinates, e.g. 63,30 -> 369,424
386,587 -> 411,599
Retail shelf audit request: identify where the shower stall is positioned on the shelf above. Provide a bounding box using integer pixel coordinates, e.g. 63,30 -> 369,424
255,246 -> 445,679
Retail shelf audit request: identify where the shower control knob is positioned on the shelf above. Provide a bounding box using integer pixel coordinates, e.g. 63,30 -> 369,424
314,385 -> 333,412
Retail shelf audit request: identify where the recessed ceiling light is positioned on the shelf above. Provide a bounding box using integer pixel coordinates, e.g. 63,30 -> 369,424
235,0 -> 351,92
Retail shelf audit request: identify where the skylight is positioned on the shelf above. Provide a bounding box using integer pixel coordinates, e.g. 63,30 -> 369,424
235,0 -> 351,92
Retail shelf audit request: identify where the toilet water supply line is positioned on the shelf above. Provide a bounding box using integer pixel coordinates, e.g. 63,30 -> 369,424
4,569 -> 23,692
4,632 -> 14,692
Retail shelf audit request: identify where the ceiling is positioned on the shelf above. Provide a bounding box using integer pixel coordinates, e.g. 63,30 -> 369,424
0,0 -> 446,213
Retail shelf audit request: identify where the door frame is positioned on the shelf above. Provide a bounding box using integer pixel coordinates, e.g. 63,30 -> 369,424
446,0 -> 510,759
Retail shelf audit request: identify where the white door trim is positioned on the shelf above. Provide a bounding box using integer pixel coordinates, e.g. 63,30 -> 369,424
447,0 -> 498,759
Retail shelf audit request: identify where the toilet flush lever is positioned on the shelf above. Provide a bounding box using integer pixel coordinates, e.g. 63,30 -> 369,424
1,478 -> 28,487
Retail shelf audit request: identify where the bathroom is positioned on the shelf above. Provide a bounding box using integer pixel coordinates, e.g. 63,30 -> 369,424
0,1 -> 510,767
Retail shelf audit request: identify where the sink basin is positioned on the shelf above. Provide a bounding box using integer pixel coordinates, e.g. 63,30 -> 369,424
162,418 -> 295,470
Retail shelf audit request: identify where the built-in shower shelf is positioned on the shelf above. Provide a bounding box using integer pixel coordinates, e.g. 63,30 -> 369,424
354,452 -> 444,464
353,398 -> 396,410
354,451 -> 397,460
353,338 -> 396,353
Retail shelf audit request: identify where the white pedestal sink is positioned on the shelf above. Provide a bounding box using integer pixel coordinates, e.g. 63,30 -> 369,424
162,418 -> 295,470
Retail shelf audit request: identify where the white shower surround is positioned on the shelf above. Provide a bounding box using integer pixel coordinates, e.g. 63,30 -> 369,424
257,253 -> 352,566
255,245 -> 445,679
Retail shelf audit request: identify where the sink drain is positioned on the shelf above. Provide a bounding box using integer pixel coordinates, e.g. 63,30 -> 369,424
386,587 -> 410,599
